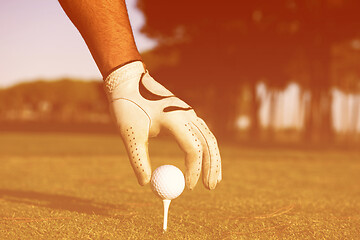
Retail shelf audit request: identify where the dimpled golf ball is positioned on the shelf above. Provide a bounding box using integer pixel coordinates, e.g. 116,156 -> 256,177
151,165 -> 185,200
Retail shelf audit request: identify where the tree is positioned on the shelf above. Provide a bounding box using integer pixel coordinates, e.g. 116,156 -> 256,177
139,0 -> 360,142
139,0 -> 299,139
286,0 -> 360,141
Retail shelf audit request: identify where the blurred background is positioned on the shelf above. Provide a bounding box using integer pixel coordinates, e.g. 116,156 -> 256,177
1,0 -> 360,147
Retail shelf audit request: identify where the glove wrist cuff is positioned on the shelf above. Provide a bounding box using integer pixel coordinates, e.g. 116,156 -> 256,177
104,60 -> 145,92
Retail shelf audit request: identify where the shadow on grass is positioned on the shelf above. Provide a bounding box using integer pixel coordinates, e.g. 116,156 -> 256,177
0,188 -> 130,216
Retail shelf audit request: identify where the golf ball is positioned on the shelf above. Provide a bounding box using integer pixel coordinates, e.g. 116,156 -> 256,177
151,165 -> 185,200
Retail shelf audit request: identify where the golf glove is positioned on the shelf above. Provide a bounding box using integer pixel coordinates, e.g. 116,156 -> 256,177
104,61 -> 221,190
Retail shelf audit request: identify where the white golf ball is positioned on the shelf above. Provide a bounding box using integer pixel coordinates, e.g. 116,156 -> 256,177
151,165 -> 185,200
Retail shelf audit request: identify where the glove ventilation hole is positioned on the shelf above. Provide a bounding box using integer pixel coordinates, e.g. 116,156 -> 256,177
186,123 -> 202,169
127,127 -> 142,171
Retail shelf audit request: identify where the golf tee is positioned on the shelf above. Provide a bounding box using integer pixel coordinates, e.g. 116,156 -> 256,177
162,199 -> 171,231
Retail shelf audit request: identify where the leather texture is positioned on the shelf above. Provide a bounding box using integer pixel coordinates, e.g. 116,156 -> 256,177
105,61 -> 222,190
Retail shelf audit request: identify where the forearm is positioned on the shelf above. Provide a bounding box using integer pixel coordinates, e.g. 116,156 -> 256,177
58,0 -> 142,78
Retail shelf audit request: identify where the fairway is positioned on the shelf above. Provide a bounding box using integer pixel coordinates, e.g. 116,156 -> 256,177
0,133 -> 359,239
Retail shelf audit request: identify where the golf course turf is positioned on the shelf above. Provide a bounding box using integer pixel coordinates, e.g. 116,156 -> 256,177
0,133 -> 359,239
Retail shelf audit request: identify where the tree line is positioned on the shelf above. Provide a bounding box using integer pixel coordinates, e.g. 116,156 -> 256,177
139,0 -> 360,143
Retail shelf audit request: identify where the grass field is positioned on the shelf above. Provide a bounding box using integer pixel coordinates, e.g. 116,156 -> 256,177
0,133 -> 359,239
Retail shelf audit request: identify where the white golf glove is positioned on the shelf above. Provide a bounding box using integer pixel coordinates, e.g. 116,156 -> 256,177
104,61 -> 221,190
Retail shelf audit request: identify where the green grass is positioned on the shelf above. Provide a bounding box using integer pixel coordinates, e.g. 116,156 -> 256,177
0,133 -> 359,239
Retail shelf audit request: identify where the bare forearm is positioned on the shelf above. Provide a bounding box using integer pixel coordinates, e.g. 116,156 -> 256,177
58,0 -> 142,78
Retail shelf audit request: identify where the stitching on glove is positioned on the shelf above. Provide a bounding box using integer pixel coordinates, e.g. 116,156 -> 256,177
185,123 -> 202,178
138,72 -> 175,101
137,73 -> 194,113
111,97 -> 152,131
191,121 -> 212,184
126,127 -> 146,173
196,119 -> 220,173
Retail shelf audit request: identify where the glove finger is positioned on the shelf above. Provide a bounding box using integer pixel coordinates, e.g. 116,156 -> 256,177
194,118 -> 221,183
162,115 -> 203,190
121,126 -> 152,186
111,99 -> 152,186
191,118 -> 221,190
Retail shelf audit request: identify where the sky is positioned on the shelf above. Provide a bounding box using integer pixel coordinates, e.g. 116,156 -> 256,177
0,0 -> 157,88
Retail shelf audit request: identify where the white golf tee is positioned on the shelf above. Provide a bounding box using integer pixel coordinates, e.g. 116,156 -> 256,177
162,199 -> 171,231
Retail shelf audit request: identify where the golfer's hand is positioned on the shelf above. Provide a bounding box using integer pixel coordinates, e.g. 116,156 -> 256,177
105,61 -> 221,190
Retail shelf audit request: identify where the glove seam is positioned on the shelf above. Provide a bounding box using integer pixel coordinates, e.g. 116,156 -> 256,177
191,121 -> 212,188
112,97 -> 152,135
